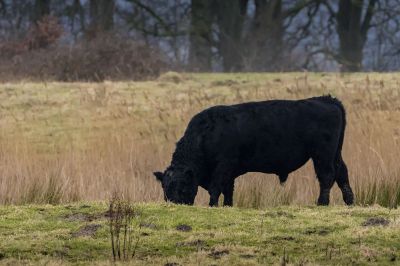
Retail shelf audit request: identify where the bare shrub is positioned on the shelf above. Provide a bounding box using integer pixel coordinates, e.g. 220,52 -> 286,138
0,34 -> 167,82
52,34 -> 167,81
0,15 -> 63,57
25,16 -> 63,51
108,196 -> 141,261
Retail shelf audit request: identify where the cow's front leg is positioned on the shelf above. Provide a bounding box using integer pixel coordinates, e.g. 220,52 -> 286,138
208,163 -> 233,207
208,188 -> 221,207
222,179 -> 235,206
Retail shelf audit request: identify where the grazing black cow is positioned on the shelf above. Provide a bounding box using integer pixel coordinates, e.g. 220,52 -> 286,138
154,95 -> 354,207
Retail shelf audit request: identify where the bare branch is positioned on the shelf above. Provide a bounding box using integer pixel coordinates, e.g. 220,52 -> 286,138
320,0 -> 336,18
283,0 -> 318,18
361,0 -> 377,38
127,0 -> 173,36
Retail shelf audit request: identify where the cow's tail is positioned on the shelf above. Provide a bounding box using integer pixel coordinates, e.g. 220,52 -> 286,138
334,98 -> 346,164
318,95 -> 346,163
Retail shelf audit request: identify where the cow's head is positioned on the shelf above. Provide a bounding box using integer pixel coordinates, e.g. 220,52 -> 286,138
153,166 -> 198,205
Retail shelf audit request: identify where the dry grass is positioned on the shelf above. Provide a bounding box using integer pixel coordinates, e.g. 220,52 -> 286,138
0,73 -> 399,207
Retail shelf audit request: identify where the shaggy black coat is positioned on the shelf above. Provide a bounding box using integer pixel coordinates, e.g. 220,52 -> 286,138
154,95 -> 354,206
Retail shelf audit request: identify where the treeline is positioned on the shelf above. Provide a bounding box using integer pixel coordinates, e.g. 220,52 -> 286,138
1,0 -> 400,79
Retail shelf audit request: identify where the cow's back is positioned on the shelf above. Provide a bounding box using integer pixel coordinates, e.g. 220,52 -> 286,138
185,97 -> 344,176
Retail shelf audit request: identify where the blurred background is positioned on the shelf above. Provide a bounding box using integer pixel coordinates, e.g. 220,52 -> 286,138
1,0 -> 400,82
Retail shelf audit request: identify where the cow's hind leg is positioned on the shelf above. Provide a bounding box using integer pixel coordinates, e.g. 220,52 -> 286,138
314,162 -> 335,205
335,157 -> 354,205
312,149 -> 336,206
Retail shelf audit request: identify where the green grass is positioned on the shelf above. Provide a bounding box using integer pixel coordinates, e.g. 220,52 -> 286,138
0,203 -> 399,265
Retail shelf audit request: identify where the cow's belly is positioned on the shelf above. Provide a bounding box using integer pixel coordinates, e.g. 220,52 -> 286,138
245,156 -> 310,175
238,141 -> 310,176
203,122 -> 312,177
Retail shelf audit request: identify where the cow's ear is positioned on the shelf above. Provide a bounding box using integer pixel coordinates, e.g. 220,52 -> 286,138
153,172 -> 163,182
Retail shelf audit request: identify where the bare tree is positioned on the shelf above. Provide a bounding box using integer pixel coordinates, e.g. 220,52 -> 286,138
213,0 -> 248,71
88,0 -> 115,38
216,0 -> 318,71
309,0 -> 378,71
188,0 -> 213,71
64,0 -> 86,37
244,0 -> 284,70
336,0 -> 377,71
32,0 -> 50,24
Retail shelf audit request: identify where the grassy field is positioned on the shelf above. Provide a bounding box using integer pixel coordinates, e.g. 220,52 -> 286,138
0,73 -> 399,265
0,72 -> 399,207
0,203 -> 399,265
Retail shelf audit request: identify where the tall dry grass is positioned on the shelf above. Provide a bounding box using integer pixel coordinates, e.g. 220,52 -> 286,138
0,73 -> 399,207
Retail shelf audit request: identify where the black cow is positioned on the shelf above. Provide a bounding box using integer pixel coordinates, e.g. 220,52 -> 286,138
154,95 -> 354,207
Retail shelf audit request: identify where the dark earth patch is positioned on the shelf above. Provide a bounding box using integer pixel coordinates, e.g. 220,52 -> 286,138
54,247 -> 70,258
164,263 -> 180,266
265,211 -> 295,219
270,235 -> 295,241
71,224 -> 102,237
176,239 -> 207,248
304,228 -> 330,235
208,249 -> 229,259
362,217 -> 390,226
64,213 -> 90,222
240,254 -> 256,259
63,211 -> 109,222
176,224 -> 192,232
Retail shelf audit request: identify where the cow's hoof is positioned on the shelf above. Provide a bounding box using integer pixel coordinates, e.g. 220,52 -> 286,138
317,197 -> 329,206
344,193 -> 354,206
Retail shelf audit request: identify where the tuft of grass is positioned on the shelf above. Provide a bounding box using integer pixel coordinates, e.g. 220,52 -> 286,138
356,180 -> 400,209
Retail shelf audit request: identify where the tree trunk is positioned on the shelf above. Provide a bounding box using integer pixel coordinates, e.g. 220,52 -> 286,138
32,0 -> 50,24
0,0 -> 6,15
188,0 -> 213,71
337,0 -> 377,72
214,0 -> 248,72
88,0 -> 114,38
245,0 -> 283,71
